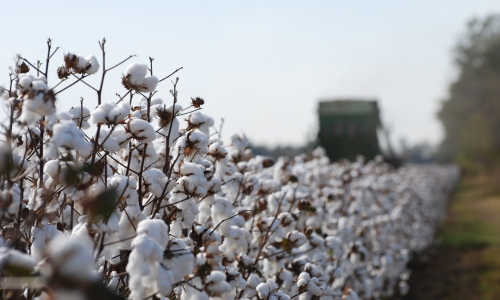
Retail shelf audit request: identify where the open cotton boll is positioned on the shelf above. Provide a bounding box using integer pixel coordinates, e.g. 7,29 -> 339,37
143,168 -> 173,198
51,120 -> 92,157
108,175 -> 140,207
137,76 -> 158,93
297,273 -> 322,296
46,235 -> 97,281
175,174 -> 208,198
286,231 -> 307,248
155,103 -> 183,143
0,246 -> 36,274
297,272 -> 310,288
247,273 -> 262,289
163,239 -> 194,283
185,112 -> 214,136
156,266 -> 174,296
17,75 -> 33,92
118,206 -> 146,249
129,118 -> 156,143
211,196 -> 233,235
124,63 -> 148,86
97,127 -> 121,152
69,106 -> 91,129
205,270 -> 232,295
84,55 -> 99,75
90,101 -> 130,124
31,80 -> 49,91
136,219 -> 170,248
31,223 -> 63,262
20,90 -> 56,125
76,55 -> 87,70
131,97 -> 164,122
226,268 -> 247,290
230,132 -> 249,151
110,126 -> 131,148
256,279 -> 279,299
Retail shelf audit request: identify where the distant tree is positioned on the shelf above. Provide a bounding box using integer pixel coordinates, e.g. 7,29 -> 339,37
438,14 -> 500,170
400,139 -> 436,164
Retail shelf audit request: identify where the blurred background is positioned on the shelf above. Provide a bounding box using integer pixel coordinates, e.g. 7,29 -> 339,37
2,1 -> 500,299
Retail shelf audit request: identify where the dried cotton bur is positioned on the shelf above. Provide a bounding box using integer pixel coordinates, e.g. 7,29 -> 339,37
0,39 -> 459,300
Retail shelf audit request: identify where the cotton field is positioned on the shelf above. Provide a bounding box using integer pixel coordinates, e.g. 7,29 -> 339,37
0,40 -> 459,300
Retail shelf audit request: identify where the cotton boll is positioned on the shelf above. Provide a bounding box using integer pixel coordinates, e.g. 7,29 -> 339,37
163,239 -> 194,283
17,75 -> 33,92
226,268 -> 247,290
277,269 -> 295,293
156,266 -> 174,296
230,132 -> 249,151
137,76 -> 158,93
297,272 -> 310,288
247,273 -> 262,289
0,246 -> 36,274
172,195 -> 200,228
36,74 -> 47,83
71,216 -> 97,251
206,270 -> 232,295
97,127 -> 121,152
20,89 -> 56,125
110,126 -> 131,148
176,162 -> 209,197
69,106 -> 91,129
124,63 -> 148,86
76,55 -> 87,70
136,219 -> 170,248
182,277 -> 210,300
256,279 -> 280,299
287,231 -> 307,248
143,169 -> 174,198
118,207 -> 146,250
84,55 -> 99,75
211,196 -> 233,235
307,277 -> 322,296
129,118 -> 156,143
31,80 -> 48,91
46,235 -> 97,281
51,120 -> 92,157
31,224 -> 63,262
90,101 -> 130,125
222,226 -> 251,254
206,177 -> 222,195
185,112 -> 214,136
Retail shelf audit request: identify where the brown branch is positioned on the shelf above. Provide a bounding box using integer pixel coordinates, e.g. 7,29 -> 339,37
158,67 -> 183,82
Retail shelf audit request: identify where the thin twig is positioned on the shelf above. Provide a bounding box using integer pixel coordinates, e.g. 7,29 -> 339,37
158,67 -> 183,82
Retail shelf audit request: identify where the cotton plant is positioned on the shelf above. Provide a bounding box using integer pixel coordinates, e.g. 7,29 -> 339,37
0,39 -> 460,300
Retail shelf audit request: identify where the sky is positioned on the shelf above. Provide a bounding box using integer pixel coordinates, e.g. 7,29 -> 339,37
1,1 -> 500,148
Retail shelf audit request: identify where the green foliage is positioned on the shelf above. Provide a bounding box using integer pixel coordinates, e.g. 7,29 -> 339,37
438,14 -> 500,170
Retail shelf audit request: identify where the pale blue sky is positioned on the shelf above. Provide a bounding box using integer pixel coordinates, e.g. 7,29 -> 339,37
2,1 -> 500,147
